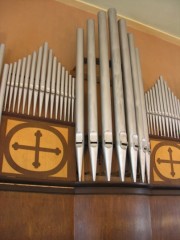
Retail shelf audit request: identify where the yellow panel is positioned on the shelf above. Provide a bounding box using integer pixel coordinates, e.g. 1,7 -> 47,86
2,119 -> 69,178
151,139 -> 180,182
2,154 -> 21,175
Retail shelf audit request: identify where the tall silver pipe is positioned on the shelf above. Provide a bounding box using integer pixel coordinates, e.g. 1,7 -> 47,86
13,59 -> 22,112
98,11 -> 113,181
17,57 -> 26,113
64,70 -> 68,121
55,62 -> 61,119
172,93 -> 178,138
45,49 -> 53,118
152,86 -> 159,135
28,52 -> 37,115
118,19 -> 138,182
39,42 -> 48,117
147,91 -> 153,135
75,28 -> 84,181
164,80 -> 173,137
87,19 -> 98,181
33,46 -> 43,116
128,34 -> 146,182
22,55 -> 31,114
149,89 -> 156,135
154,83 -> 163,136
108,8 -> 127,182
0,64 -> 9,123
145,93 -> 150,134
60,66 -> 65,120
157,79 -> 166,136
68,75 -> 72,122
50,56 -> 57,119
4,63 -> 12,111
0,44 -> 5,78
135,48 -> 150,183
71,77 -> 75,122
174,96 -> 180,138
159,76 -> 169,137
168,87 -> 176,138
8,62 -> 17,112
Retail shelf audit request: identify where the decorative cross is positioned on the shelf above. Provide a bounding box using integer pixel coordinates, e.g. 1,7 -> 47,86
12,130 -> 61,168
157,147 -> 180,177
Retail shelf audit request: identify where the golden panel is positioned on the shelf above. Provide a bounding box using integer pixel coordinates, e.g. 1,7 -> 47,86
1,118 -> 69,179
151,139 -> 180,182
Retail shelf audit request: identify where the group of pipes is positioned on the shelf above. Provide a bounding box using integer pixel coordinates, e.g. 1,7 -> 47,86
2,8 -> 178,183
145,76 -> 180,139
0,42 -> 75,123
75,8 -> 150,183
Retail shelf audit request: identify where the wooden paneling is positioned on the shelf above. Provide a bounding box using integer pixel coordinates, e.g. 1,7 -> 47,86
151,196 -> 180,240
0,191 -> 74,240
0,185 -> 180,239
74,195 -> 152,240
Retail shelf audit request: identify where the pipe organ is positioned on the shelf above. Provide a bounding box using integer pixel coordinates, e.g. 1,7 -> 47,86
145,76 -> 180,139
0,8 -> 179,185
75,8 -> 150,183
1,42 -> 75,123
1,4 -> 180,239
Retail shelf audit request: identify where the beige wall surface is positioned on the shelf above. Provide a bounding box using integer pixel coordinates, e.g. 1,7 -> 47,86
0,0 -> 179,97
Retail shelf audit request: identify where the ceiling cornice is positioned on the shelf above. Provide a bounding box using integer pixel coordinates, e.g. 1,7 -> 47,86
56,0 -> 180,46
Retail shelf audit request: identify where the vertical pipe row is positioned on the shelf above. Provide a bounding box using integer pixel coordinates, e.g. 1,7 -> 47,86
108,8 -> 127,182
39,42 -> 48,117
4,63 -> 12,111
22,55 -> 32,114
128,34 -> 146,182
17,57 -> 26,113
135,48 -> 151,183
50,57 -> 57,119
13,59 -> 22,112
118,19 -> 138,182
28,52 -> 37,115
75,9 -> 151,182
55,62 -> 61,119
98,11 -> 113,181
1,42 -> 75,122
75,28 -> 84,181
45,48 -> 53,118
87,19 -> 98,181
145,77 -> 180,140
34,46 -> 43,116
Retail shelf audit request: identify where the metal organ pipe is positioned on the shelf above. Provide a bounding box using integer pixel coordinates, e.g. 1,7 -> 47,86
87,19 -> 98,181
128,33 -> 146,183
135,48 -> 151,183
98,11 -> 113,181
118,19 -> 138,182
75,28 -> 84,182
108,8 -> 127,182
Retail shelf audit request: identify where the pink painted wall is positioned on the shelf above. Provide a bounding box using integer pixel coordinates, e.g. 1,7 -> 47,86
0,0 -> 179,97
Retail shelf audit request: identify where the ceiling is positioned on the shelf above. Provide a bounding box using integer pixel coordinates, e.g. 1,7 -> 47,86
77,0 -> 180,39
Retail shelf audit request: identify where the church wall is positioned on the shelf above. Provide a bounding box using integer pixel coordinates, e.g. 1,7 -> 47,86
0,1 -> 180,239
0,0 -> 179,98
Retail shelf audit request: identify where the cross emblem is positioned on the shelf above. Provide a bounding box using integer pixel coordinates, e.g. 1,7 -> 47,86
157,147 -> 180,177
12,130 -> 61,168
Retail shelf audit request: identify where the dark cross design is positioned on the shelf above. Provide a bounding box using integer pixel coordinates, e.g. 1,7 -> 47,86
157,147 -> 180,177
12,130 -> 61,168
